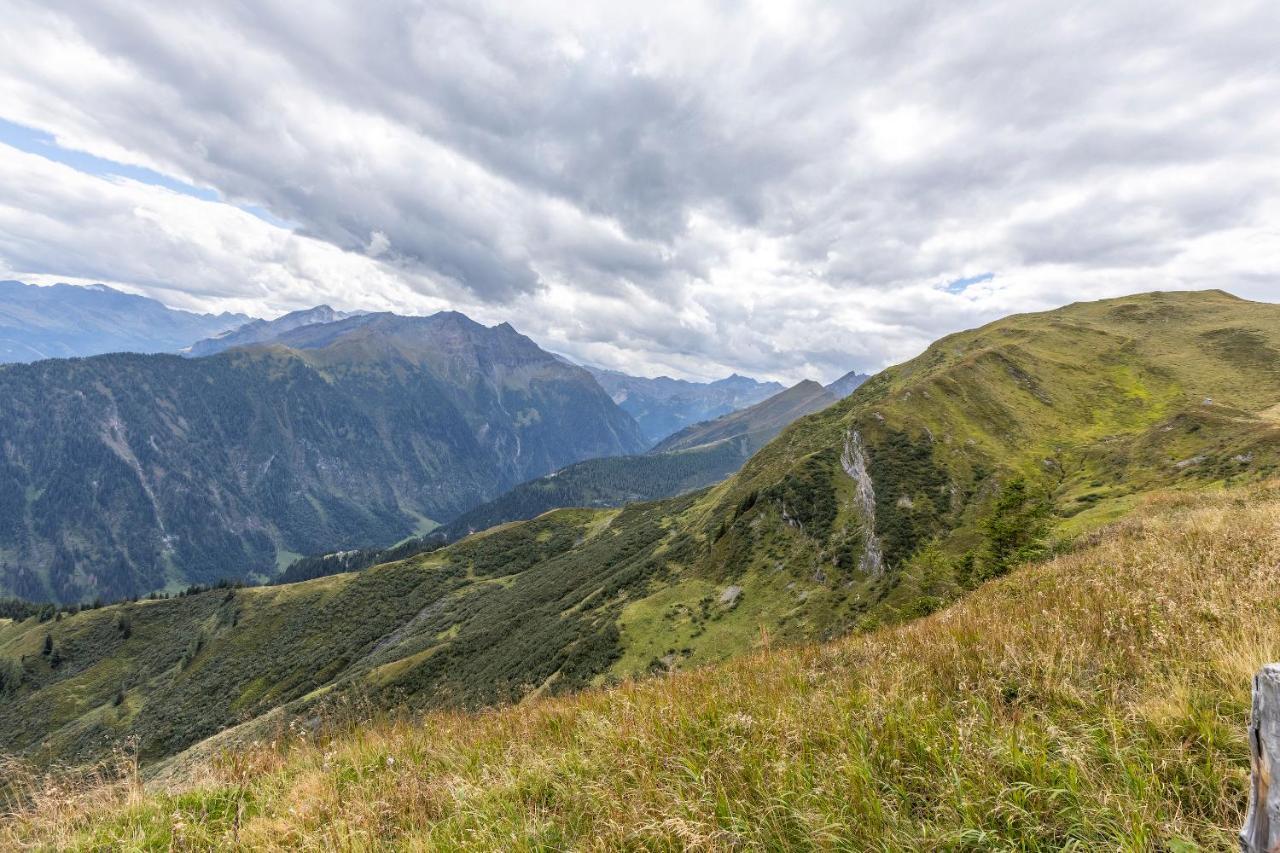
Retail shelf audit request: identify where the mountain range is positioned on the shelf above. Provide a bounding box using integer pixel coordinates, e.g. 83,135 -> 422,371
0,282 -> 845,603
651,378 -> 836,454
438,378 -> 839,540
4,289 -> 1276,775
183,304 -> 356,356
826,368 -> 871,399
190,304 -> 794,450
0,281 -> 249,362
586,368 -> 784,446
0,311 -> 643,602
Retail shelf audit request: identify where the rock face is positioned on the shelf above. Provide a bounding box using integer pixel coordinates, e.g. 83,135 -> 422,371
840,430 -> 884,576
0,311 -> 645,602
1242,664 -> 1280,852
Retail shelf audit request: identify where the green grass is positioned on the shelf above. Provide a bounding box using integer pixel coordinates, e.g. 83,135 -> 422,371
6,289 -> 1280,785
6,482 -> 1280,849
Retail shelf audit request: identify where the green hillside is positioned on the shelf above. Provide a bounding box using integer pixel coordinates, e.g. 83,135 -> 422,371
3,289 -> 1280,776
7,478 -> 1278,849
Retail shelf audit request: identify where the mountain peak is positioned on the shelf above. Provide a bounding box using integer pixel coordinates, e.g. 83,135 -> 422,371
826,369 -> 871,399
187,304 -> 358,356
587,367 -> 787,445
0,280 -> 251,363
651,377 -> 835,454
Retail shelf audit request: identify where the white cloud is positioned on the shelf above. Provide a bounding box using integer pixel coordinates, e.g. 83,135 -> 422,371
0,0 -> 1277,383
365,230 -> 391,258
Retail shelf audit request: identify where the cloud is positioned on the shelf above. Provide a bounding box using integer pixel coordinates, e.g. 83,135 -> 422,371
0,0 -> 1277,383
365,230 -> 391,258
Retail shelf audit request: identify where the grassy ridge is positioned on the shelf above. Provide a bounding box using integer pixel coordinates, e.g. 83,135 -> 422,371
6,482 -> 1279,849
5,290 -> 1280,777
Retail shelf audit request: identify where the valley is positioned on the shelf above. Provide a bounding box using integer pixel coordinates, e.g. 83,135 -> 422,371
3,289 -> 1278,792
5,459 -> 1278,849
3,6 -> 1273,846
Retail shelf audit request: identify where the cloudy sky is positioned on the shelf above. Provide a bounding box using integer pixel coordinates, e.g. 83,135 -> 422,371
1,1 -> 1277,383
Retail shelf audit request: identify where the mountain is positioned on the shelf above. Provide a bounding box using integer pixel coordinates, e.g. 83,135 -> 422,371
651,379 -> 836,454
5,481 -> 1266,847
439,380 -> 837,540
439,438 -> 751,540
4,290 -> 1280,772
825,368 -> 871,399
184,304 -> 354,356
0,311 -> 644,603
0,280 -> 250,362
587,368 -> 783,445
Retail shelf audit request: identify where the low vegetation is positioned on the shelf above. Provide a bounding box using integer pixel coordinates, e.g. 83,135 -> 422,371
6,290 -> 1280,782
4,482 -> 1278,849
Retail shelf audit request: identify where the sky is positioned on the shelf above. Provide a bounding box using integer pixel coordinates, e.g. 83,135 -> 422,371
0,1 -> 1278,384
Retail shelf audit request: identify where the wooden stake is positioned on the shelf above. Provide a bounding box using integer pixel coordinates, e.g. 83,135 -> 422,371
1242,664 -> 1280,853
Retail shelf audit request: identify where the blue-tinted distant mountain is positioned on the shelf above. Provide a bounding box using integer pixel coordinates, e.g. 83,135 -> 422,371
185,304 -> 355,356
586,368 -> 784,446
439,379 -> 837,541
825,369 -> 871,399
651,379 -> 836,454
0,280 -> 251,362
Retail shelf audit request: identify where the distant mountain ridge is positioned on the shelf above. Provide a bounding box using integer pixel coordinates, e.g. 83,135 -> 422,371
652,379 -> 836,454
184,305 -> 356,356
9,291 -> 1279,777
586,368 -> 783,446
826,369 -> 871,399
438,438 -> 751,540
0,310 -> 644,603
0,280 -> 250,362
438,379 -> 839,540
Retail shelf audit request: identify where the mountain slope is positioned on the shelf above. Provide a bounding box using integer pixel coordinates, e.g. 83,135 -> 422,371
440,438 -> 751,539
184,305 -> 353,356
4,290 -> 1280,771
588,368 -> 783,445
0,281 -> 249,363
651,379 -> 836,454
0,312 -> 644,602
6,482 -> 1270,848
439,380 -> 840,540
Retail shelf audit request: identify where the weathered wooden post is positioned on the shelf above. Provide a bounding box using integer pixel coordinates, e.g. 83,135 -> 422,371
1242,664 -> 1280,852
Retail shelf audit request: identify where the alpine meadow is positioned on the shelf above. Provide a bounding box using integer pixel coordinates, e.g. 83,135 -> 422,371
4,289 -> 1280,847
3,2 -> 1280,849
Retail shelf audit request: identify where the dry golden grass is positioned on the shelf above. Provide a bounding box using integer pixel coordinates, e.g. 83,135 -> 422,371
6,483 -> 1280,850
